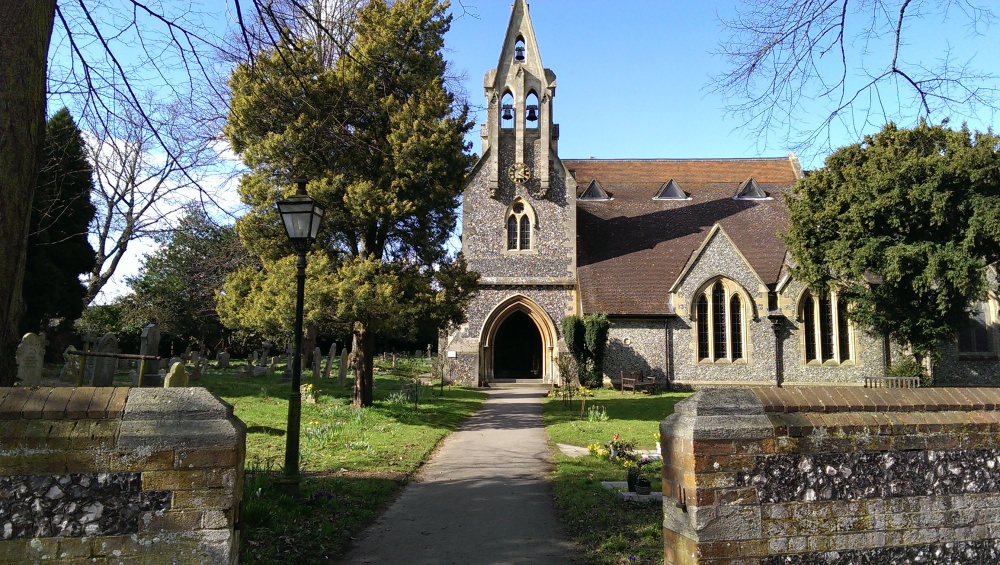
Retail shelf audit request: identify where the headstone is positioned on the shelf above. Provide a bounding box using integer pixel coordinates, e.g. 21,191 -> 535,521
190,358 -> 207,382
217,351 -> 230,369
169,356 -> 182,369
269,356 -> 278,373
139,324 -> 161,384
164,362 -> 189,387
183,345 -> 192,361
15,333 -> 45,385
338,349 -> 349,387
253,366 -> 270,377
130,368 -> 139,386
88,333 -> 119,387
251,351 -> 260,367
59,346 -> 82,382
159,358 -> 169,371
261,341 -> 272,366
427,344 -> 432,358
323,343 -> 336,379
239,365 -> 252,378
392,354 -> 397,368
190,351 -> 200,366
312,347 -> 322,377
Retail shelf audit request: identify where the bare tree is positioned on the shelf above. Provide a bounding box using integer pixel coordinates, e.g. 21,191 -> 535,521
714,0 -> 999,155
84,97 -> 220,305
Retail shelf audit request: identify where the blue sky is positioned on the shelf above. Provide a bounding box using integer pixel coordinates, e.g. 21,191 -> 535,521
443,1 -> 999,170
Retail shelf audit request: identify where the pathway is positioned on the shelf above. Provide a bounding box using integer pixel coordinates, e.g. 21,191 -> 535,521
339,388 -> 578,564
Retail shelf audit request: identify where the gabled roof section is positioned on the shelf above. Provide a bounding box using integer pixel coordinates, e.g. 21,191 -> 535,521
668,224 -> 766,294
653,179 -> 688,200
735,177 -> 770,200
579,179 -> 611,201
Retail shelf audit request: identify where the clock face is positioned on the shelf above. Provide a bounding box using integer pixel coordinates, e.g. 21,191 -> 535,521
507,162 -> 531,184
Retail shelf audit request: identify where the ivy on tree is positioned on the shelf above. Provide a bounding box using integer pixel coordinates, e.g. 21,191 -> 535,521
784,121 -> 1000,366
221,0 -> 478,407
562,314 -> 610,388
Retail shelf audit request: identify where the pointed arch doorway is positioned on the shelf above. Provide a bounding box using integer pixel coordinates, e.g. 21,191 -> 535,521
481,296 -> 557,383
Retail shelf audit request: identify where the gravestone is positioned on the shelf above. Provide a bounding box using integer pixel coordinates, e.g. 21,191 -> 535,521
253,366 -> 270,377
169,356 -> 182,370
59,346 -> 82,382
15,333 -> 45,386
427,344 -> 432,358
269,356 -> 278,374
164,362 -> 189,387
251,351 -> 260,367
217,351 -> 230,369
159,358 -> 169,372
89,333 -> 119,387
190,351 -> 200,366
312,347 -> 322,377
190,358 -> 208,382
261,341 -> 272,366
239,365 -> 252,378
324,343 -> 336,379
183,345 -> 192,361
338,349 -> 349,387
139,324 -> 161,385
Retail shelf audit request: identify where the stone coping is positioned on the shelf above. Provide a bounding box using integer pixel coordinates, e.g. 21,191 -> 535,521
750,386 -> 1000,414
0,387 -> 129,420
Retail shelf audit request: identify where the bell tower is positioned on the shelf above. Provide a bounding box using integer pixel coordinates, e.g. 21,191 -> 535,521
483,0 -> 558,196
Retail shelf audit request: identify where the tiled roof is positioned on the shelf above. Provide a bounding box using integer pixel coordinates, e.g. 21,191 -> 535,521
564,158 -> 800,315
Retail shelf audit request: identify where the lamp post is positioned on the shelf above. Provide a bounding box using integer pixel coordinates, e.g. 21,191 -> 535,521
276,178 -> 325,487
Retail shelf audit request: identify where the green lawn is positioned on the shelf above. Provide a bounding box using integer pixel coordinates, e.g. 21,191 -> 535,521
195,357 -> 487,564
543,388 -> 690,565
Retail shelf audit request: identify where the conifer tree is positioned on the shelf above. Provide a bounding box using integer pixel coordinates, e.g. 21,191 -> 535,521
784,122 -> 1000,368
22,108 -> 96,333
222,0 -> 477,406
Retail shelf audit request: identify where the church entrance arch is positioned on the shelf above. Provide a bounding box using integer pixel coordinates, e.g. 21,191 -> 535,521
480,296 -> 557,383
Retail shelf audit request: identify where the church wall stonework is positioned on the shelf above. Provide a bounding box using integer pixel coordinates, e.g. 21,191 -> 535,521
605,318 -> 667,384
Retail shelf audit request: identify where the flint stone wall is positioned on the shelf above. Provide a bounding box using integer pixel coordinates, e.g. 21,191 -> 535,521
0,387 -> 245,565
661,387 -> 1000,565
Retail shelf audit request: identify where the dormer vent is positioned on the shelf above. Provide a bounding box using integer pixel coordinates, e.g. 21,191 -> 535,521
734,178 -> 770,200
654,179 -> 689,200
580,180 -> 611,201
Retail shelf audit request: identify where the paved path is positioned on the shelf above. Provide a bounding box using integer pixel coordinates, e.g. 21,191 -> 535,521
340,388 -> 578,565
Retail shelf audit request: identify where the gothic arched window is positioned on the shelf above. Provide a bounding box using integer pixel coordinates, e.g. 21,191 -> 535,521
959,299 -> 995,355
505,199 -> 534,252
801,290 -> 852,364
695,280 -> 747,363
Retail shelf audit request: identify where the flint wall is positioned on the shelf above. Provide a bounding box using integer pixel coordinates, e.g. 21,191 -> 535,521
0,387 -> 245,564
661,387 -> 1000,564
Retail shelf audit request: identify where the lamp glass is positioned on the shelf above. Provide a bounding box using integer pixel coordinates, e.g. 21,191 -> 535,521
277,198 -> 317,241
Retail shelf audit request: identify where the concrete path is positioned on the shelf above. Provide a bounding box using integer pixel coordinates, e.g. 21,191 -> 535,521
340,388 -> 578,565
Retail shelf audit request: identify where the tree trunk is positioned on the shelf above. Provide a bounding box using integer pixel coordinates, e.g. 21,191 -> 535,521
0,2 -> 56,386
351,320 -> 374,407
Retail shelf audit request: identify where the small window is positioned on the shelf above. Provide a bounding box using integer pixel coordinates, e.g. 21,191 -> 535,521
653,179 -> 688,200
579,180 -> 611,201
959,300 -> 993,354
801,290 -> 852,364
695,279 -> 747,363
505,198 -> 534,252
734,178 -> 769,200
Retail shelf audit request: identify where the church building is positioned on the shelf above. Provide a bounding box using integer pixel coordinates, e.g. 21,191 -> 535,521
443,0 -> 1000,388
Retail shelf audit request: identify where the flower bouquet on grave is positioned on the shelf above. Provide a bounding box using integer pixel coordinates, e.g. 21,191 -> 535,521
608,433 -> 636,463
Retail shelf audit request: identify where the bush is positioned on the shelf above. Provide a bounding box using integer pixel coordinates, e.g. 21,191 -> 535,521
887,357 -> 930,387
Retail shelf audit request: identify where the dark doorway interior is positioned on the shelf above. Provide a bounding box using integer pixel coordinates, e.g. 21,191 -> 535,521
493,310 -> 542,379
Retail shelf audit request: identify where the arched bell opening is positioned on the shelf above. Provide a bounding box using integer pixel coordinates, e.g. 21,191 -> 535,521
500,91 -> 515,130
525,91 -> 540,128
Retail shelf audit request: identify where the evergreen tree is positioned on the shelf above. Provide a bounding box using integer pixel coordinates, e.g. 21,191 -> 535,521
22,108 -> 96,333
784,121 -> 1000,367
222,0 -> 477,406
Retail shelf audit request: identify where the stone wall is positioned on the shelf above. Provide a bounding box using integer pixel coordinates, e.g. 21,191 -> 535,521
0,387 -> 245,564
661,387 -> 1000,565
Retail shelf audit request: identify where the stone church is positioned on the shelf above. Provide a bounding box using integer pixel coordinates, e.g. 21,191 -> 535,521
443,0 -> 1000,388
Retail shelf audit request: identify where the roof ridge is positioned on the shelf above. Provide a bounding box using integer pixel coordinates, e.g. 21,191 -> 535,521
563,157 -> 792,163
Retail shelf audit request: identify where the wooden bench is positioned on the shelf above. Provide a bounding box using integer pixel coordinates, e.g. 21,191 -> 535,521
864,376 -> 920,388
620,371 -> 656,394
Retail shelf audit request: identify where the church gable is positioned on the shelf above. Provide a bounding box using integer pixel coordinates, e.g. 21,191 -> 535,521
670,224 -> 767,318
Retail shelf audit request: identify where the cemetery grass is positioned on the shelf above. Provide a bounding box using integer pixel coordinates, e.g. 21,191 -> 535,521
543,389 -> 689,565
197,357 -> 487,564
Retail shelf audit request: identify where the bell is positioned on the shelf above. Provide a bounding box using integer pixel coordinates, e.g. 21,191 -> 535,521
514,45 -> 525,62
526,105 -> 539,122
501,104 -> 513,121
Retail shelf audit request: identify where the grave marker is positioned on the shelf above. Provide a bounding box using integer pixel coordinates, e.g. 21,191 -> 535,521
15,333 -> 44,386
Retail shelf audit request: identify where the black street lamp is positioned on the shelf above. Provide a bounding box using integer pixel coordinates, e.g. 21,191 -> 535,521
276,178 -> 325,487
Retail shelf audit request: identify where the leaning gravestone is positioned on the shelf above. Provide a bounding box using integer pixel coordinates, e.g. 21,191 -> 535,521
88,333 -> 119,387
338,349 -> 349,387
15,333 -> 45,386
164,362 -> 189,387
323,343 -> 336,379
217,351 -> 230,369
139,324 -> 161,385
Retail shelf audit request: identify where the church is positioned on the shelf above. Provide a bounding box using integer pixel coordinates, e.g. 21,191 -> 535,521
443,0 -> 1000,388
